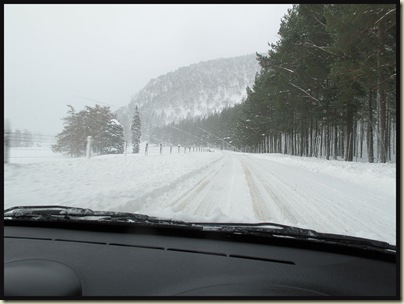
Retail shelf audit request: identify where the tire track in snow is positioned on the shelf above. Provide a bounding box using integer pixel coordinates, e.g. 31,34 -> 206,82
239,159 -> 271,221
170,159 -> 225,214
137,150 -> 393,244
239,156 -> 298,223
166,153 -> 255,220
122,154 -> 225,213
243,154 -> 358,230
164,155 -> 227,215
243,154 -> 395,243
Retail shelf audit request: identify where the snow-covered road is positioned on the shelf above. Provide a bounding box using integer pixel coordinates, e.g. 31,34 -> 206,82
4,147 -> 396,245
140,151 -> 395,244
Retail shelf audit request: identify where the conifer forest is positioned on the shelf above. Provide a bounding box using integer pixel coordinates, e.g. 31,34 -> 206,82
151,4 -> 397,163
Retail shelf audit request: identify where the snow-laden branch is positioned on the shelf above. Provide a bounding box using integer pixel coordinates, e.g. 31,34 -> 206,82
375,8 -> 395,25
301,41 -> 339,57
289,82 -> 321,103
305,7 -> 326,27
272,64 -> 295,74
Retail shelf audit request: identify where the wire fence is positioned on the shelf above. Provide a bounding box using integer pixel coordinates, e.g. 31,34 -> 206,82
4,137 -> 213,164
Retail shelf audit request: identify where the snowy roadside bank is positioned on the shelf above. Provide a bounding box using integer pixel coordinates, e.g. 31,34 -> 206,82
4,151 -> 223,212
249,152 -> 396,196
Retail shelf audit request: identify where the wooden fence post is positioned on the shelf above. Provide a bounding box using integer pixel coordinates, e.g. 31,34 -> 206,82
4,131 -> 10,163
86,136 -> 92,158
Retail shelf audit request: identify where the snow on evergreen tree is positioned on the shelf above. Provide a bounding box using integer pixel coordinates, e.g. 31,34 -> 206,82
131,106 -> 141,153
102,119 -> 125,154
52,105 -> 86,157
85,105 -> 114,154
53,104 -> 123,157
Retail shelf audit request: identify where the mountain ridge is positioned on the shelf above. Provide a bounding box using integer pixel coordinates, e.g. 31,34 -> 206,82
116,53 -> 261,141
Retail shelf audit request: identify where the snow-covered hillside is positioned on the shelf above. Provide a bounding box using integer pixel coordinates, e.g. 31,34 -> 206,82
116,54 -> 260,140
4,144 -> 396,245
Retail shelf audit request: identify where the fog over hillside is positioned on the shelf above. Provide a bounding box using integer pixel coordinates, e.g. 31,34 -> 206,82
116,54 -> 261,141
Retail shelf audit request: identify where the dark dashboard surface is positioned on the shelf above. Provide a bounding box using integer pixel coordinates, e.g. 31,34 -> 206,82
4,223 -> 397,298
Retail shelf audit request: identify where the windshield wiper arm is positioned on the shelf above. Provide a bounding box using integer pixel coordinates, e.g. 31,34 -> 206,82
193,222 -> 396,253
5,206 -> 395,253
192,221 -> 319,237
4,205 -> 194,228
5,205 -> 147,219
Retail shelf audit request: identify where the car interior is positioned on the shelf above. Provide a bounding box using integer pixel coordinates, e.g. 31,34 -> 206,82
4,219 -> 397,298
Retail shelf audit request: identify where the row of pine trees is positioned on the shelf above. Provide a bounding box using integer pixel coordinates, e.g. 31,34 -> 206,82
151,4 -> 397,163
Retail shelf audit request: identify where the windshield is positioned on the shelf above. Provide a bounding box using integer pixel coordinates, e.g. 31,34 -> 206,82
4,4 -> 397,247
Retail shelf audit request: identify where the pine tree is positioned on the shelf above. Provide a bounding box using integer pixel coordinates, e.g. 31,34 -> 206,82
325,4 -> 396,162
131,106 -> 141,153
84,105 -> 115,154
102,119 -> 125,154
52,105 -> 86,157
52,104 -> 119,157
144,4 -> 396,161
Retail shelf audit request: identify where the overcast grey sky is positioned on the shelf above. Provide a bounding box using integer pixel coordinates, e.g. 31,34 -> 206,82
4,4 -> 293,135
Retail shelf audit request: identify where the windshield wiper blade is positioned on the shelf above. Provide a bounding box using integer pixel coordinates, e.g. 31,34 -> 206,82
193,222 -> 396,253
4,205 -> 193,228
5,205 -> 96,218
4,205 -> 147,219
5,207 -> 395,253
193,221 -> 319,237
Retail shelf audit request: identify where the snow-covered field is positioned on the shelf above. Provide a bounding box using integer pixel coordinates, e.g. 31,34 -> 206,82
4,143 -> 396,245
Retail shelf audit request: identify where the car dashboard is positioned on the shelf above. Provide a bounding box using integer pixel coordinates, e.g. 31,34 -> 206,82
4,221 -> 398,299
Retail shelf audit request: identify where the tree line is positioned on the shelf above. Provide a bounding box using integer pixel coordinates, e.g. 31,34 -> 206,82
5,129 -> 35,147
151,4 -> 397,163
52,104 -> 142,157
